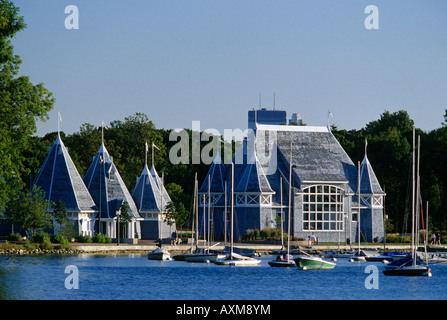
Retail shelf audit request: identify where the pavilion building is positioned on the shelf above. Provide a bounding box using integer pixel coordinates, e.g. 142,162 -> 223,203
33,134 -> 97,236
198,123 -> 385,244
131,163 -> 175,240
83,142 -> 142,240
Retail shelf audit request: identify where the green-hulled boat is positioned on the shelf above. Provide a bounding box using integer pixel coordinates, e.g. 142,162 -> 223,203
294,256 -> 336,270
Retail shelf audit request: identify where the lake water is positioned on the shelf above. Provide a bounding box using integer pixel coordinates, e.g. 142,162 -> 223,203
1,253 -> 446,301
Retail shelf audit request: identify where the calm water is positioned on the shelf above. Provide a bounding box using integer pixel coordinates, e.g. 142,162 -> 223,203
0,254 -> 446,300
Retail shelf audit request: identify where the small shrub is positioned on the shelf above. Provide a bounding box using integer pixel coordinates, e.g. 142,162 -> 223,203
7,233 -> 22,241
33,231 -> 51,244
40,239 -> 54,250
51,234 -> 71,249
93,233 -> 112,243
77,234 -> 92,243
24,240 -> 38,251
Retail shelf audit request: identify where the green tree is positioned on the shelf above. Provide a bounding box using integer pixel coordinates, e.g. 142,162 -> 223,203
53,200 -> 67,225
118,201 -> 133,224
0,0 -> 54,212
5,186 -> 53,238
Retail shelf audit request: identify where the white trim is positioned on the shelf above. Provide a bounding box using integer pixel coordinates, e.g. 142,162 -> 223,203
303,180 -> 349,184
256,124 -> 329,133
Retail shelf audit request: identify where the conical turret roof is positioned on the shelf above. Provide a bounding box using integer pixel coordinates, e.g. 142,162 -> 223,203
199,153 -> 226,194
84,142 -> 140,219
360,154 -> 384,195
33,134 -> 97,213
132,164 -> 171,213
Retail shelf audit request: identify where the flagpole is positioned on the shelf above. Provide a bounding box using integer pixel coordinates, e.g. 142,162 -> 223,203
57,112 -> 61,134
327,109 -> 333,131
145,142 -> 148,167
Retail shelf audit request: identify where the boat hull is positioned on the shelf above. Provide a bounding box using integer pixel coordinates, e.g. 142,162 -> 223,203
268,260 -> 296,267
364,256 -> 392,262
214,253 -> 261,266
294,256 -> 336,270
215,259 -> 261,266
184,254 -> 218,262
147,249 -> 171,261
383,266 -> 432,277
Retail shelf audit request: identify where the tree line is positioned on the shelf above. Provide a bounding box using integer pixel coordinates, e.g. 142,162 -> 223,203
332,110 -> 447,234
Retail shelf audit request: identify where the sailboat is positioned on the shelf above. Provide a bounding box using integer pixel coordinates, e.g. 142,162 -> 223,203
383,128 -> 432,276
147,142 -> 172,261
177,174 -> 223,263
269,144 -> 295,267
215,163 -> 261,266
350,158 -> 366,262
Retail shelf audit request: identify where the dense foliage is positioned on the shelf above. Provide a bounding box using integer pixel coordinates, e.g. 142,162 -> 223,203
332,110 -> 447,233
0,0 -> 54,213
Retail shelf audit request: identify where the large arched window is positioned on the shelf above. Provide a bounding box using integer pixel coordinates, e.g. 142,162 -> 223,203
302,185 -> 344,231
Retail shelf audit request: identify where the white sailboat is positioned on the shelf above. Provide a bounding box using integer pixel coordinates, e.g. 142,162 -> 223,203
269,143 -> 295,267
147,142 -> 171,261
383,128 -> 432,276
351,157 -> 366,262
215,163 -> 261,266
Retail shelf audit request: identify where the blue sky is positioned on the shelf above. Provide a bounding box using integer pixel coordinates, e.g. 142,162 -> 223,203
12,0 -> 447,137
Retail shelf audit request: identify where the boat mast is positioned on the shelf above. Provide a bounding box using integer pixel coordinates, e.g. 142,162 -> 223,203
224,181 -> 227,247
411,126 -> 416,267
288,142 -> 292,260
191,173 -> 197,253
230,162 -> 234,259
195,175 -> 199,252
203,194 -> 206,249
357,160 -> 361,255
416,135 -> 421,252
208,174 -> 211,250
280,177 -> 284,250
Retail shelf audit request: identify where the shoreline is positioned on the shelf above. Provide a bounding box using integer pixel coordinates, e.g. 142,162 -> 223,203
0,241 -> 417,255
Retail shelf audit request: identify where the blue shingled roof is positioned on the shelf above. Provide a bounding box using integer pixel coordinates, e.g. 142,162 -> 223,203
33,134 -> 97,213
132,164 -> 171,213
84,143 -> 139,219
360,155 -> 384,194
199,153 -> 226,194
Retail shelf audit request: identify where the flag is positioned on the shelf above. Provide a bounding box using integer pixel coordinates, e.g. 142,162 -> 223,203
145,141 -> 148,153
328,109 -> 333,118
58,112 -> 62,122
102,121 -> 108,130
152,142 -> 160,151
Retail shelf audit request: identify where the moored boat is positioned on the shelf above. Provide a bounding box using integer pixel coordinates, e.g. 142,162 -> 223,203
383,129 -> 432,277
294,255 -> 336,270
383,259 -> 432,276
214,163 -> 261,267
268,259 -> 296,268
215,252 -> 261,266
147,247 -> 172,261
184,252 -> 220,262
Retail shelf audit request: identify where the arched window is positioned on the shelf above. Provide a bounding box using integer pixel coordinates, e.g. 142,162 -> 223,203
302,185 -> 344,231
